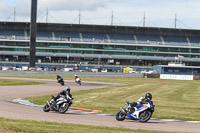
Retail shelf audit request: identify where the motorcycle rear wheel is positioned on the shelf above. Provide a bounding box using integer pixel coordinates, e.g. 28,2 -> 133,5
43,103 -> 50,112
139,110 -> 152,123
59,103 -> 69,114
116,111 -> 126,121
60,81 -> 64,86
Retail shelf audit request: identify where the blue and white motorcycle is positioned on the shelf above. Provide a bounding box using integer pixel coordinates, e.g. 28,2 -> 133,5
43,95 -> 72,114
116,100 -> 155,122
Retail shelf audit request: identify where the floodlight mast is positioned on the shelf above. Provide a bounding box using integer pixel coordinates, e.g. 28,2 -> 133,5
29,0 -> 37,69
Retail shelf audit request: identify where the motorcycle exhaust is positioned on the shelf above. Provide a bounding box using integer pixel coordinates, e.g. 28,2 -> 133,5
120,107 -> 127,115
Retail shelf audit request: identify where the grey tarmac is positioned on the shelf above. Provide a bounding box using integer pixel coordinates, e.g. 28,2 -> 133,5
0,77 -> 199,133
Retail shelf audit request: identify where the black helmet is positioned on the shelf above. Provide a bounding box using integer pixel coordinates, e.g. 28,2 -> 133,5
145,93 -> 152,100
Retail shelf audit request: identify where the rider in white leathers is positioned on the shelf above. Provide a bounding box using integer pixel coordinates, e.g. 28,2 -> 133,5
129,93 -> 152,113
53,86 -> 73,103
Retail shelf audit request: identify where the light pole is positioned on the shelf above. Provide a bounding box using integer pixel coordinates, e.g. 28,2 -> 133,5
29,0 -> 37,69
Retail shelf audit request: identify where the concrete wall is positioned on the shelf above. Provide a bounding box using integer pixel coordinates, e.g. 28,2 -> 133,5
0,71 -> 144,78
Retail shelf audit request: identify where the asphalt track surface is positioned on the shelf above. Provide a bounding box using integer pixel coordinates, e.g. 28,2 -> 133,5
0,77 -> 200,133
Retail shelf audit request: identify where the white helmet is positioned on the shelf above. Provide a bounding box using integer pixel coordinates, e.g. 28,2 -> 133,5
64,86 -> 70,92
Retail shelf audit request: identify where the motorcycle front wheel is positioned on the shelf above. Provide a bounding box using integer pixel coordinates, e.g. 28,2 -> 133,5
116,111 -> 126,121
43,103 -> 50,112
139,110 -> 152,123
59,103 -> 69,114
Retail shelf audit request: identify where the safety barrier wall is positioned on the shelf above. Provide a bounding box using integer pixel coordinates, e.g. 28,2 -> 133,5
0,71 -> 144,78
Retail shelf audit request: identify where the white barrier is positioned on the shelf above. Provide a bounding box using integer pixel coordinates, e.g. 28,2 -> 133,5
160,74 -> 193,80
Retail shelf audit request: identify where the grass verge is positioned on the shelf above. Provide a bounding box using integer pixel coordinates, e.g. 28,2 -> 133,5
0,117 -> 179,133
24,77 -> 200,121
0,79 -> 46,86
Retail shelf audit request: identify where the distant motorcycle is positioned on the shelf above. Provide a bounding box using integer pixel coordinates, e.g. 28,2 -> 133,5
57,75 -> 64,86
75,78 -> 81,85
43,95 -> 73,114
116,100 -> 155,123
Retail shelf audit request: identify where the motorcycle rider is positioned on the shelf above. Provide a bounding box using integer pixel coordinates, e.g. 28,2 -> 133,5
129,93 -> 152,113
74,75 -> 81,82
57,75 -> 63,82
53,86 -> 73,103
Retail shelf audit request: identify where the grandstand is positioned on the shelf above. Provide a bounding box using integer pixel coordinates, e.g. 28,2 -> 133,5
1,21 -> 200,66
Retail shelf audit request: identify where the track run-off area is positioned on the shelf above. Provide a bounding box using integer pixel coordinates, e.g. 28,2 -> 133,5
0,77 -> 200,133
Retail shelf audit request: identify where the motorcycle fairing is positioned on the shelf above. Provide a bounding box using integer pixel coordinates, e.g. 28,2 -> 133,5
56,97 -> 67,104
75,78 -> 80,82
127,103 -> 151,119
126,101 -> 130,106
127,113 -> 138,119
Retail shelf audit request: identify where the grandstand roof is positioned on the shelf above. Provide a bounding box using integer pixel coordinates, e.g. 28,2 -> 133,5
1,21 -> 200,37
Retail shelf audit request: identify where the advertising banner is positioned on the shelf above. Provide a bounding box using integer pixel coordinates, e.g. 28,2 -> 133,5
160,74 -> 193,80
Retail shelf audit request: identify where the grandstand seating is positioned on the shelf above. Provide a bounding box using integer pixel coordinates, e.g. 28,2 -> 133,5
53,31 -> 80,42
136,35 -> 161,44
3,22 -> 200,66
1,29 -> 200,47
109,33 -> 135,43
163,36 -> 189,46
82,32 -> 108,43
37,31 -> 53,41
0,29 -> 25,40
189,37 -> 200,47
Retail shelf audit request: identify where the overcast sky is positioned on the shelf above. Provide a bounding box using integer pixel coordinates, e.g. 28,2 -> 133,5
1,0 -> 200,29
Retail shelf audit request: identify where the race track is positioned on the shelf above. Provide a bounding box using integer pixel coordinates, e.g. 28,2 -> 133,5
0,77 -> 199,133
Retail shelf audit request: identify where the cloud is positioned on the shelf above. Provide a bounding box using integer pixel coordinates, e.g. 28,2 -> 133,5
37,0 -> 119,11
0,0 -> 30,21
0,0 -> 200,29
0,0 -> 11,12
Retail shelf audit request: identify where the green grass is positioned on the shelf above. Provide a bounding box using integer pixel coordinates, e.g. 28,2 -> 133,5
0,79 -> 46,86
24,77 -> 200,121
0,117 -> 180,133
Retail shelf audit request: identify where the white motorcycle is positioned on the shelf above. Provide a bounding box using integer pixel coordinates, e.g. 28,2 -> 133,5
116,100 -> 155,122
43,95 -> 73,114
75,78 -> 81,85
